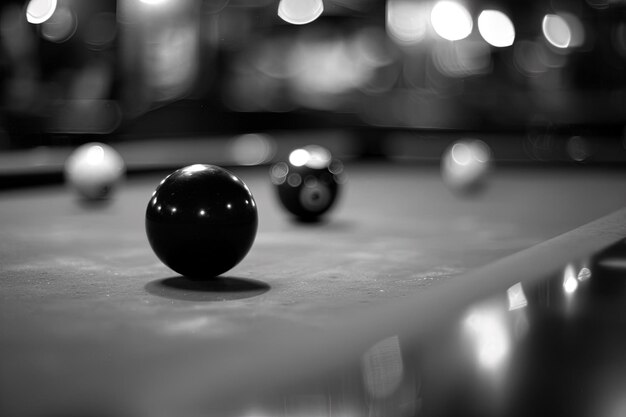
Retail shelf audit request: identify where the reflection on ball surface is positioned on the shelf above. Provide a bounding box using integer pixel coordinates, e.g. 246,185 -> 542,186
270,145 -> 344,221
441,139 -> 492,194
64,142 -> 125,200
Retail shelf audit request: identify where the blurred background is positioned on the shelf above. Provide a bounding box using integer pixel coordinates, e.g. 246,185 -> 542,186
2,0 -> 626,180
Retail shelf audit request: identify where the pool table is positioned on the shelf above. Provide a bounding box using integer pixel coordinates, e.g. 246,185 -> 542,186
1,139 -> 626,417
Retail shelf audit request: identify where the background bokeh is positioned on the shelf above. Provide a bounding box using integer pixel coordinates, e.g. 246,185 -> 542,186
2,0 -> 626,165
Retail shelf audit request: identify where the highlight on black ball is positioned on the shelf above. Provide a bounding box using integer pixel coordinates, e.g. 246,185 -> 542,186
270,145 -> 345,221
145,164 -> 258,279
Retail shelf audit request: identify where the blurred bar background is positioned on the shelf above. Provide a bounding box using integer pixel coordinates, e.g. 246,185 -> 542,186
2,0 -> 626,177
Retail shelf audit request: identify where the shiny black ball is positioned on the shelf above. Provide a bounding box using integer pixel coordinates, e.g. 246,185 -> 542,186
270,145 -> 344,221
145,164 -> 258,279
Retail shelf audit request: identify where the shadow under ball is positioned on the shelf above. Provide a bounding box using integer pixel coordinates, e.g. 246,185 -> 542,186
145,165 -> 258,279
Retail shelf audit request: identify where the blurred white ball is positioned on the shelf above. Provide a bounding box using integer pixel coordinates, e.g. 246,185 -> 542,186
441,139 -> 492,195
64,142 -> 125,200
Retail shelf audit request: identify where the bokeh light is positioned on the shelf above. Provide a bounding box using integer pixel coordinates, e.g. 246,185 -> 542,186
432,40 -> 492,78
562,12 -> 585,48
289,148 -> 311,167
230,133 -> 276,166
26,0 -> 57,24
41,5 -> 77,43
386,0 -> 430,45
278,0 -> 324,25
477,10 -> 515,48
542,14 -> 571,49
431,1 -> 473,41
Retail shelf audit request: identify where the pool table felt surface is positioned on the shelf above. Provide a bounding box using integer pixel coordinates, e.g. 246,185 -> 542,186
1,163 -> 626,415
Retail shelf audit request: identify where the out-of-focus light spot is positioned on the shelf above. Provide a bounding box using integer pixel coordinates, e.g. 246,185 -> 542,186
329,159 -> 344,175
41,6 -> 77,43
507,282 -> 528,311
451,142 -> 472,165
386,0 -> 430,45
145,25 -> 199,102
431,1 -> 472,41
432,40 -> 492,77
441,139 -> 492,193
287,173 -> 302,187
472,140 -> 491,162
26,0 -> 57,24
278,0 -> 324,25
353,26 -> 399,93
362,336 -> 404,399
304,176 -> 318,187
287,34 -> 376,109
270,162 -> 289,185
477,10 -> 515,48
302,145 -> 332,168
289,149 -> 311,167
563,264 -> 579,294
85,145 -> 105,165
542,14 -> 571,49
578,266 -> 592,281
231,133 -> 276,166
463,305 -> 510,370
139,0 -> 168,5
562,12 -> 585,48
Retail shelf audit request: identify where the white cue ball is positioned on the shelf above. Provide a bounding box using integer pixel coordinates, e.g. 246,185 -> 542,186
441,139 -> 492,195
64,142 -> 125,200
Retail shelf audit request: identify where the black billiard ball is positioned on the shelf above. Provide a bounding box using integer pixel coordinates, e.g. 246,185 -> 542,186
145,164 -> 258,279
270,145 -> 344,221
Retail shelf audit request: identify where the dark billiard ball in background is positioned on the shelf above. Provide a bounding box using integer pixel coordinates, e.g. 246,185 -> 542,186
145,164 -> 258,279
441,139 -> 492,195
64,142 -> 125,200
270,145 -> 344,221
